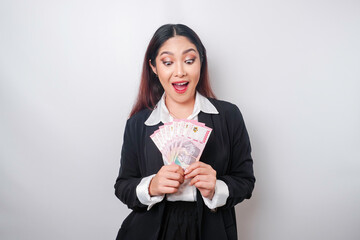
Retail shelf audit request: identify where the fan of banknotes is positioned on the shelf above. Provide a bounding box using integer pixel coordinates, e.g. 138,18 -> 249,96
150,119 -> 212,169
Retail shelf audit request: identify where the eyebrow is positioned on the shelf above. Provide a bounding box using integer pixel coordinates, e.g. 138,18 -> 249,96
159,48 -> 197,56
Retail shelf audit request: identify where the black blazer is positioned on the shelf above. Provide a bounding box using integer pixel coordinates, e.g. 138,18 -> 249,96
114,98 -> 255,240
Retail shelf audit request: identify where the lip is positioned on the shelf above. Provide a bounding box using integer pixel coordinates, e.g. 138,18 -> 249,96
172,81 -> 189,84
172,81 -> 189,94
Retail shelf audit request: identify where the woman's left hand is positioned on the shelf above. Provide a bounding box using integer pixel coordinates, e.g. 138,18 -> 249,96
185,162 -> 216,199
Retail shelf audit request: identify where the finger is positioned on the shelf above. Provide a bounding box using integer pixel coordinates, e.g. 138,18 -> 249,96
185,161 -> 212,175
175,167 -> 184,176
198,188 -> 215,199
194,181 -> 215,190
185,167 -> 208,179
180,175 -> 184,184
164,164 -> 184,173
162,179 -> 181,188
159,186 -> 179,194
162,171 -> 183,181
184,162 -> 202,174
177,172 -> 185,184
189,175 -> 211,186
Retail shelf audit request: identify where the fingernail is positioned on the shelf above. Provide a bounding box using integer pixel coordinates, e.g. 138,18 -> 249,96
184,169 -> 189,174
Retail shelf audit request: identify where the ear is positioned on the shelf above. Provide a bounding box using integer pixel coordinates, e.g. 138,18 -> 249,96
149,59 -> 157,75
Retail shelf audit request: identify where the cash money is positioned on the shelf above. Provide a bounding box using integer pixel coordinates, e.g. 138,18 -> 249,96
150,120 -> 212,169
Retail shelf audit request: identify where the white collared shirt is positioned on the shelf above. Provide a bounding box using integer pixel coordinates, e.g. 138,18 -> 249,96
136,92 -> 229,210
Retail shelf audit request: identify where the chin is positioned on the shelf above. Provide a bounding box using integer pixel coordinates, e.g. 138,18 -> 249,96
177,93 -> 196,103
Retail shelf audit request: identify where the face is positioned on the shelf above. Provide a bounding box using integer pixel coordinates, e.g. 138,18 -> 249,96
150,36 -> 201,106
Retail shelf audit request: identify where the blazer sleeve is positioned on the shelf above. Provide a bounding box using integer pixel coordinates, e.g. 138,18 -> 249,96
217,104 -> 255,209
114,119 -> 147,211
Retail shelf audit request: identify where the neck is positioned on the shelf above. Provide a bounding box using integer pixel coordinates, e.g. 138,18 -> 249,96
165,96 -> 195,119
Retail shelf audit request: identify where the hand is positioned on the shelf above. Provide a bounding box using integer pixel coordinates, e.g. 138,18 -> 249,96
149,164 -> 184,196
185,162 -> 217,199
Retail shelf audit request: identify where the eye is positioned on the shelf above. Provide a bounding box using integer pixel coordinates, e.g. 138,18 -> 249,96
162,61 -> 173,66
185,58 -> 195,64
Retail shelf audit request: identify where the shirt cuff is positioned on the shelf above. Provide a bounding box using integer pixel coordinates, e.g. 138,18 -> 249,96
136,174 -> 165,210
202,180 -> 229,210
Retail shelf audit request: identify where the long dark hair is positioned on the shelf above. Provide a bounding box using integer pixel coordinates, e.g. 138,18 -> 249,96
129,24 -> 216,118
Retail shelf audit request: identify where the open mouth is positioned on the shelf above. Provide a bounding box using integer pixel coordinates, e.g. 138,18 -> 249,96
172,81 -> 189,94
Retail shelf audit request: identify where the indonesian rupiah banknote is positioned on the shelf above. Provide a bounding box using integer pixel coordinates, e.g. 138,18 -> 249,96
150,120 -> 212,169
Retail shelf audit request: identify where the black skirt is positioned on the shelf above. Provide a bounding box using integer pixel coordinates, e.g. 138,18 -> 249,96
158,201 -> 199,240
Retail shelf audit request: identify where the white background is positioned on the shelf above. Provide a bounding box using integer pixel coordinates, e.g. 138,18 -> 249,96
1,0 -> 359,239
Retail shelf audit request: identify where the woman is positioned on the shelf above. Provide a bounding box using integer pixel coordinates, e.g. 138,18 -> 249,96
114,24 -> 255,240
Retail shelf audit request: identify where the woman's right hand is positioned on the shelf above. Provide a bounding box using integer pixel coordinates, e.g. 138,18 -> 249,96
149,164 -> 184,196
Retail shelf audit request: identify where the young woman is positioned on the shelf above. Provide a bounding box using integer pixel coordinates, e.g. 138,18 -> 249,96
114,24 -> 255,240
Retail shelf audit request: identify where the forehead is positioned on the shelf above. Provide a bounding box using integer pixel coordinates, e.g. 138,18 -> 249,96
158,36 -> 198,55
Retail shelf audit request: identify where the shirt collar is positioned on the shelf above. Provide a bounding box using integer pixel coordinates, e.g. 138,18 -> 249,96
144,91 -> 219,126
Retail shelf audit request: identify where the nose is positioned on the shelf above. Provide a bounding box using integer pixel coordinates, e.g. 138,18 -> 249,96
174,62 -> 186,77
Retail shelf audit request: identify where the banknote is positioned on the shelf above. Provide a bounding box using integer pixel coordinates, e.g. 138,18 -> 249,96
150,119 -> 212,168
